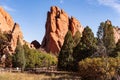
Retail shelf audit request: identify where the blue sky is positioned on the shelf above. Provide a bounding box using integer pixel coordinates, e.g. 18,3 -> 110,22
0,0 -> 120,43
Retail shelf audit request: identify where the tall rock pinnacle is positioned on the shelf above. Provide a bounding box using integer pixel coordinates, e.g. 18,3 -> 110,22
41,6 -> 84,54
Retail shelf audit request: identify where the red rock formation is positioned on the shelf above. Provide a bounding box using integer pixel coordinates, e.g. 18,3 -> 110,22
69,17 -> 84,36
10,23 -> 23,54
41,6 -> 84,54
0,7 -> 14,32
0,7 -> 23,54
113,27 -> 120,43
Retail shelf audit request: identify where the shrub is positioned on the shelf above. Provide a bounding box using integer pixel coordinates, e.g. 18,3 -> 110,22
78,58 -> 120,80
23,44 -> 57,68
36,51 -> 57,67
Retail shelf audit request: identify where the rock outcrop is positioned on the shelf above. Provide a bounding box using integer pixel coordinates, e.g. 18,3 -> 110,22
0,7 -> 14,32
10,23 -> 23,54
69,17 -> 84,36
113,27 -> 120,43
31,40 -> 41,49
41,6 -> 84,54
0,7 -> 23,54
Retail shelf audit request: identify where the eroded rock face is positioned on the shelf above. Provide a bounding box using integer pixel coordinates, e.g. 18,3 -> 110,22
0,7 -> 23,54
69,17 -> 84,36
0,7 -> 14,32
41,6 -> 84,54
10,23 -> 23,54
113,27 -> 120,43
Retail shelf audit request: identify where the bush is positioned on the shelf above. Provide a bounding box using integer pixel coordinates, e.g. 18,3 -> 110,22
23,44 -> 57,68
38,52 -> 57,67
78,58 -> 120,80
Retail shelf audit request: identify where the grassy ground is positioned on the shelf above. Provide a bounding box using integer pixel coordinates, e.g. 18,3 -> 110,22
0,72 -> 48,80
0,72 -> 81,80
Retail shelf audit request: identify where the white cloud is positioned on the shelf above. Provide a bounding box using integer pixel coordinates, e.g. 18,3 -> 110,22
97,0 -> 120,13
1,5 -> 15,12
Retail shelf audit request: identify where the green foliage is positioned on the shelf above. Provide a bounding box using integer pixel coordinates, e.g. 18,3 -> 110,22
81,26 -> 96,49
0,31 -> 10,55
97,22 -> 104,40
103,23 -> 115,52
5,54 -> 12,68
37,51 -> 57,67
73,31 -> 81,46
110,39 -> 120,57
24,46 -> 37,68
79,58 -> 120,80
23,44 -> 57,68
96,20 -> 116,57
58,30 -> 74,71
12,39 -> 26,71
95,22 -> 107,57
74,26 -> 97,62
103,21 -> 116,56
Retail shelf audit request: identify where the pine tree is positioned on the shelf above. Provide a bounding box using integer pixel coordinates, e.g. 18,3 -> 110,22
73,26 -> 97,62
57,30 -> 74,71
95,22 -> 107,57
5,54 -> 12,68
12,38 -> 26,71
103,20 -> 116,55
73,31 -> 81,47
97,20 -> 116,56
110,39 -> 120,57
96,20 -> 116,79
97,22 -> 104,41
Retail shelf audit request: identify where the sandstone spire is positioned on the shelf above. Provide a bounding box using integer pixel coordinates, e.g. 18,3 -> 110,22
41,6 -> 84,54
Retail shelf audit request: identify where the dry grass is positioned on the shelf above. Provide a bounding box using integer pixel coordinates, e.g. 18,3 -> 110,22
0,72 -> 53,80
0,72 -> 81,80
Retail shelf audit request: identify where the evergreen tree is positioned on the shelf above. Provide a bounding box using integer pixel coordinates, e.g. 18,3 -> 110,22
73,26 -> 97,62
73,31 -> 81,46
12,38 -> 26,71
96,20 -> 116,56
5,54 -> 12,68
73,26 -> 97,71
57,30 -> 74,71
110,39 -> 120,57
95,22 -> 107,57
97,22 -> 104,41
103,20 -> 116,56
